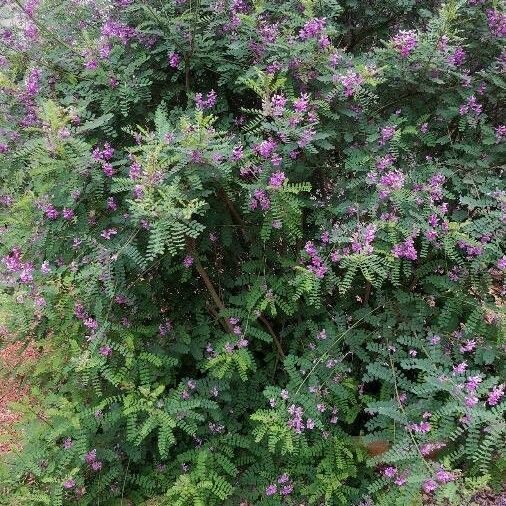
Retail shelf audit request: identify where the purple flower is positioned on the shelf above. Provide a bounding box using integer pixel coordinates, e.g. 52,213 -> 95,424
335,70 -> 364,97
45,205 -> 59,220
392,237 -> 417,261
487,9 -> 506,38
231,144 -> 243,161
452,361 -> 468,375
255,138 -> 277,158
293,93 -> 310,113
168,52 -> 181,68
466,375 -> 482,392
448,46 -> 466,66
497,256 -> 506,270
269,171 -> 286,188
487,384 -> 504,406
250,189 -> 271,211
99,345 -> 112,357
102,163 -> 115,177
281,484 -> 293,495
495,125 -> 506,143
435,468 -> 455,484
299,18 -> 326,41
101,228 -> 118,240
379,170 -> 405,197
460,339 -> 476,353
62,208 -> 75,220
465,394 -> 479,407
25,67 -> 42,96
63,479 -> 76,489
91,461 -> 103,471
159,319 -> 172,336
183,255 -> 194,268
287,404 -> 305,433
63,437 -> 73,450
265,484 -> 277,496
383,466 -> 397,478
459,95 -> 482,116
422,479 -> 438,493
394,470 -> 409,486
379,125 -> 396,145
85,449 -> 97,464
391,30 -> 418,58
270,94 -> 287,116
277,473 -> 290,484
195,90 -> 217,109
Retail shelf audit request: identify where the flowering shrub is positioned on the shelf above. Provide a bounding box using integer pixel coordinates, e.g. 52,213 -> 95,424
0,0 -> 505,504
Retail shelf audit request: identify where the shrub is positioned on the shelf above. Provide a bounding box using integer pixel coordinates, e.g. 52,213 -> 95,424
0,0 -> 504,504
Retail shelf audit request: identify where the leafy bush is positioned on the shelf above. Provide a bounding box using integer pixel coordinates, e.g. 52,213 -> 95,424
0,0 -> 505,504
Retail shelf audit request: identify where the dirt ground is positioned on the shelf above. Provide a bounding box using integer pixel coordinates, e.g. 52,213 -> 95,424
0,339 -> 39,455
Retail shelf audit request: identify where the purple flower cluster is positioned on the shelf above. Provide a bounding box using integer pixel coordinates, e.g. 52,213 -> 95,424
250,189 -> 271,211
270,94 -> 287,117
391,30 -> 418,58
299,18 -> 329,48
182,255 -> 194,268
382,466 -> 410,486
223,317 -> 248,352
378,170 -> 405,199
457,240 -> 483,259
100,228 -> 117,240
392,236 -> 417,261
254,137 -> 277,159
84,449 -> 103,472
303,241 -> 328,278
447,46 -> 466,66
486,9 -> 506,38
92,142 -> 115,177
268,171 -> 286,188
334,70 -> 364,98
168,52 -> 181,68
495,125 -> 506,143
25,67 -> 41,96
350,224 -> 377,255
195,90 -> 217,109
459,95 -> 482,116
487,384 -> 504,406
379,125 -> 396,145
265,473 -> 294,497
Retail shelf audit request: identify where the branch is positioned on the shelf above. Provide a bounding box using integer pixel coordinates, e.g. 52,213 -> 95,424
188,239 -> 285,359
258,314 -> 285,360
